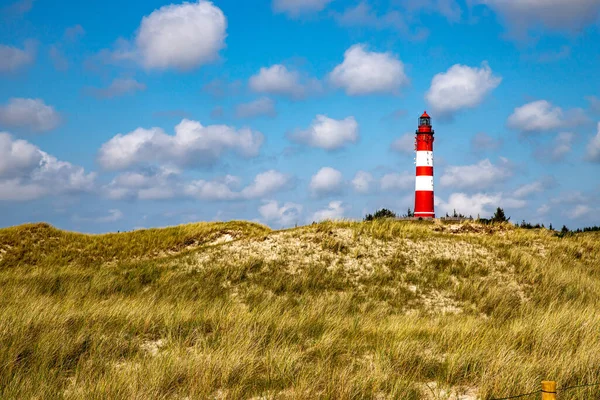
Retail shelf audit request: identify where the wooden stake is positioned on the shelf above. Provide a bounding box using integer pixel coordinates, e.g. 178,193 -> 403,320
542,381 -> 556,400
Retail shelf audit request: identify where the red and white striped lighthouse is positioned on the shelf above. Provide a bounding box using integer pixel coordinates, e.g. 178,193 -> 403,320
414,111 -> 435,218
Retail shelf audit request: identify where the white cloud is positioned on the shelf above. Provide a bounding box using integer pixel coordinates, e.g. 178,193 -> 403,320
507,100 -> 588,133
537,204 -> 551,215
0,132 -> 95,201
438,192 -> 525,217
2,0 -> 34,16
328,44 -> 408,95
535,132 -> 575,162
87,78 -> 147,98
183,178 -> 238,201
587,96 -> 600,114
259,200 -> 303,227
97,119 -> 264,170
335,2 -> 408,31
586,123 -> 600,163
513,182 -> 544,198
105,167 -> 180,200
478,0 -> 600,36
64,25 -> 85,42
507,100 -> 562,132
240,170 -> 291,199
74,209 -> 124,223
425,62 -> 501,116
352,171 -> 374,194
49,45 -> 69,71
107,168 -> 290,201
440,159 -> 512,190
380,172 -> 413,191
249,64 -> 319,99
310,167 -> 343,196
235,97 -> 276,119
272,0 -> 333,17
0,98 -> 62,133
470,132 -> 502,151
569,205 -> 592,219
390,133 -> 415,155
108,1 -> 226,70
403,0 -> 462,23
311,201 -> 347,222
0,40 -> 36,73
289,115 -> 359,150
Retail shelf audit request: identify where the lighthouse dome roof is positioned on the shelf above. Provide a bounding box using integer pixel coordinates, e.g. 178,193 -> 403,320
421,111 -> 430,118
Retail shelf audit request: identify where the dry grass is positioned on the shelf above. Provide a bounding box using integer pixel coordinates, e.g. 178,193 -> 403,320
1,219 -> 599,399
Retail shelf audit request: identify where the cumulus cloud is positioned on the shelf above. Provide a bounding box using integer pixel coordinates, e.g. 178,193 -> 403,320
0,132 -> 95,201
311,201 -> 347,222
438,192 -> 525,217
289,115 -> 359,150
64,25 -> 85,42
478,0 -> 600,37
587,96 -> 600,115
0,40 -> 36,73
470,132 -> 502,152
183,178 -> 239,201
97,119 -> 264,170
440,158 -> 512,190
105,167 -> 181,200
569,205 -> 592,219
49,45 -> 69,71
235,97 -> 276,119
586,122 -> 600,163
272,0 -> 333,17
74,209 -> 124,223
507,100 -> 588,133
329,44 -> 408,95
335,2 -> 409,32
513,177 -> 555,198
380,172 -> 413,191
0,98 -> 62,133
259,200 -> 303,227
402,0 -> 462,23
103,1 -> 226,71
240,170 -> 291,199
106,168 -> 291,201
249,64 -> 319,99
352,171 -> 374,194
86,78 -> 147,99
535,132 -> 576,162
310,167 -> 343,196
425,62 -> 501,116
390,133 -> 415,155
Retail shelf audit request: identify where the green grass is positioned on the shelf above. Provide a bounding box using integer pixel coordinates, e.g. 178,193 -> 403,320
1,220 -> 599,399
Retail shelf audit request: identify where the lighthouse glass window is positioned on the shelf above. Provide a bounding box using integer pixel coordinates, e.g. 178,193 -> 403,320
420,117 -> 430,126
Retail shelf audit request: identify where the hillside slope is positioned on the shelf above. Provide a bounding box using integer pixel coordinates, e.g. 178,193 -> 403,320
1,220 -> 599,399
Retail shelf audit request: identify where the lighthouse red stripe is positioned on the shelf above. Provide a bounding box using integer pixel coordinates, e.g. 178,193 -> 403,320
416,166 -> 433,176
414,190 -> 435,218
416,139 -> 433,151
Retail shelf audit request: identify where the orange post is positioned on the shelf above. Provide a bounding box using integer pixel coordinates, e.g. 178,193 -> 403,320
542,381 -> 556,400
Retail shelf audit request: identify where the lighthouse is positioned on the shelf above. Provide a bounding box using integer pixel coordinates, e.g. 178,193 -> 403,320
414,111 -> 435,218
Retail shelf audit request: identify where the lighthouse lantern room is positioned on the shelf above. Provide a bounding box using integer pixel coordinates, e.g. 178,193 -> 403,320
414,111 -> 435,218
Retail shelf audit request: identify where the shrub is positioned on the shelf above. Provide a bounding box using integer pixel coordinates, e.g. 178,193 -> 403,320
364,208 -> 397,221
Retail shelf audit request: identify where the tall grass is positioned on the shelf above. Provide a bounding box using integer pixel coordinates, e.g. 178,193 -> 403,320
1,220 -> 599,399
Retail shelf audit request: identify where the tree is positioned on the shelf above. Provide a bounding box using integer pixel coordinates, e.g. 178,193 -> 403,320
491,207 -> 510,223
364,208 -> 397,221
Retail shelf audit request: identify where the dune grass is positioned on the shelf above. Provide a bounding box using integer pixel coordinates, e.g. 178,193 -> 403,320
1,220 -> 599,399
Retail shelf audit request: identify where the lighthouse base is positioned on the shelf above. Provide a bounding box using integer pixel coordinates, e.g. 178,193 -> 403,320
414,212 -> 435,219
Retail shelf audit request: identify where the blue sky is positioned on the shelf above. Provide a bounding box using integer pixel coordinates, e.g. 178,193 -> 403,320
1,0 -> 600,232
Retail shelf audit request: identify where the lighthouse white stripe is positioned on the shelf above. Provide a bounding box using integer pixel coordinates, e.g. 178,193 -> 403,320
416,151 -> 434,167
415,176 -> 434,191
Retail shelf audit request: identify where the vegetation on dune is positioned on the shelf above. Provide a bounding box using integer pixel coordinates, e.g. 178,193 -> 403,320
1,219 -> 600,399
